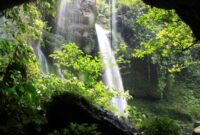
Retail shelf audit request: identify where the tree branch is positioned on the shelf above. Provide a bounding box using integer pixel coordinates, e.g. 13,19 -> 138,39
182,41 -> 199,51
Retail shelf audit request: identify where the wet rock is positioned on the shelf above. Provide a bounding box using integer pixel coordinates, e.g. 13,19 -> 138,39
80,0 -> 96,26
54,0 -> 97,54
45,92 -> 134,135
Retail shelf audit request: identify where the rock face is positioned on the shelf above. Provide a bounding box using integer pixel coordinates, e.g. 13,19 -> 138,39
75,0 -> 98,54
45,92 -> 134,135
142,0 -> 200,41
54,0 -> 97,54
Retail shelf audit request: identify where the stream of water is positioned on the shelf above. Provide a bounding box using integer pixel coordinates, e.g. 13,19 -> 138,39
31,42 -> 49,74
56,0 -> 80,41
55,0 -> 81,78
95,24 -> 127,114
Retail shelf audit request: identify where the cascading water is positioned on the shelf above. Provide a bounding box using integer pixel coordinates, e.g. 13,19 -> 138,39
95,24 -> 127,114
56,0 -> 67,35
111,0 -> 117,49
55,0 -> 81,77
32,0 -> 80,77
32,42 -> 49,74
55,0 -> 127,114
56,0 -> 80,41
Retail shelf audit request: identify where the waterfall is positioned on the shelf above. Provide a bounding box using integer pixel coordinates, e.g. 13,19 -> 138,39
56,0 -> 67,35
56,0 -> 80,41
55,0 -> 81,77
111,0 -> 118,49
95,24 -> 127,114
56,0 -> 127,114
33,0 -> 81,76
32,42 -> 49,74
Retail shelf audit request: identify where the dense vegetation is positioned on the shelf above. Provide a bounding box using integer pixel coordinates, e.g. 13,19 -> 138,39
98,0 -> 200,133
0,0 -> 200,134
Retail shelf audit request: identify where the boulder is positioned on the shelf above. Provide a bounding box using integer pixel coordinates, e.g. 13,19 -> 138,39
45,92 -> 134,135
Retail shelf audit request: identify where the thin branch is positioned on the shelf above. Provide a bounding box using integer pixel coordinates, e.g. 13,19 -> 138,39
182,41 -> 199,51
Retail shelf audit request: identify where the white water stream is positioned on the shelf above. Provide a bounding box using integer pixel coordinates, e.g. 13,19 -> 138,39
95,24 -> 127,114
56,0 -> 80,41
55,0 -> 81,78
31,42 -> 49,74
111,0 -> 118,49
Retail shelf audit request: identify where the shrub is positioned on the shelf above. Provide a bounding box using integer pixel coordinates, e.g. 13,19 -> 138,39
143,116 -> 182,135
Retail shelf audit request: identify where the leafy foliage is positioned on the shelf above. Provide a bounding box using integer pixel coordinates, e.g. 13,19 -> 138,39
0,2 -> 46,108
49,42 -> 131,112
51,42 -> 102,87
114,1 -> 200,129
143,116 -> 182,135
127,106 -> 146,129
133,7 -> 200,72
125,6 -> 200,98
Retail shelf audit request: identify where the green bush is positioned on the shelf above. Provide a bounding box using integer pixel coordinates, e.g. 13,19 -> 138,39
143,116 -> 182,135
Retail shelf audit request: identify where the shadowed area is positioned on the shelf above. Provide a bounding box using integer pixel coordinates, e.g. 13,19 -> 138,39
45,92 -> 134,135
0,0 -> 32,12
